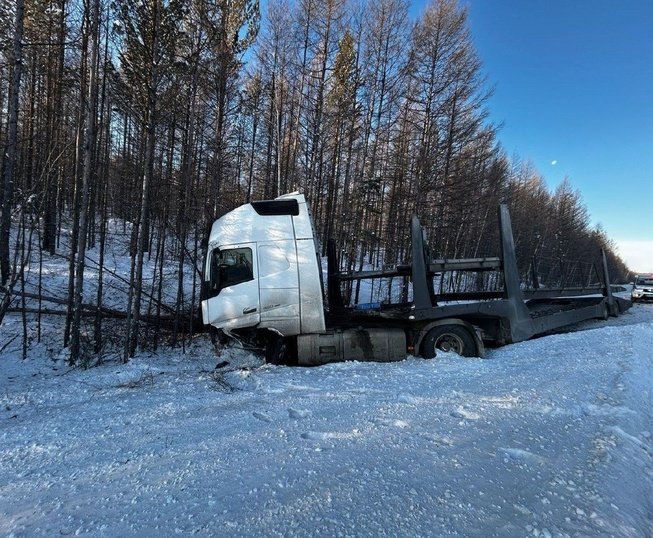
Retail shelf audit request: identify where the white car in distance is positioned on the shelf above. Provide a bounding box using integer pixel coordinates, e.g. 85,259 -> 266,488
631,274 -> 653,302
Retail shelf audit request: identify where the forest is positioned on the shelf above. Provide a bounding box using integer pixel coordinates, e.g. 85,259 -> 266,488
0,0 -> 630,364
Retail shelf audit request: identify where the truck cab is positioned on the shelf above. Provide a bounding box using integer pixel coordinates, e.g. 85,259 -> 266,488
201,193 -> 326,338
201,193 -> 411,365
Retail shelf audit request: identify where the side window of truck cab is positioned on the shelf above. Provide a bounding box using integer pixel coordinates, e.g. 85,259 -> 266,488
210,247 -> 254,294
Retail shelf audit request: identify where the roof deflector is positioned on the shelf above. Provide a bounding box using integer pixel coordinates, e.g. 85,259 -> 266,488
251,199 -> 300,216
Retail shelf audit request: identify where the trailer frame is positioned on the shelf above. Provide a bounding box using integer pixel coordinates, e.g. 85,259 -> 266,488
326,204 -> 630,357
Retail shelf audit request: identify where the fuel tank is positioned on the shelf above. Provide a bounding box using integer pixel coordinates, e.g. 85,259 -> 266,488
297,328 -> 407,366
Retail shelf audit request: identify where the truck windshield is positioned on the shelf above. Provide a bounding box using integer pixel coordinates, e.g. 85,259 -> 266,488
635,276 -> 653,286
210,247 -> 253,293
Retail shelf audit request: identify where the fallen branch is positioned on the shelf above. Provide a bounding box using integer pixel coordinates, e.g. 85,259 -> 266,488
83,253 -> 180,315
8,289 -> 201,326
49,252 -> 179,316
6,306 -> 194,328
0,334 -> 19,353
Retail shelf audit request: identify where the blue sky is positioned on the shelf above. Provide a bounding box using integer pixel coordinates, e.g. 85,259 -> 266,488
258,0 -> 652,270
410,1 -> 653,270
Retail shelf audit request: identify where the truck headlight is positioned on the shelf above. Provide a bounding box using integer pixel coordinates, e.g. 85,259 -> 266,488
632,289 -> 643,297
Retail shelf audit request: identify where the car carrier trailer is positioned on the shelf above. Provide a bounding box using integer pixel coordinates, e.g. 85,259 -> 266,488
200,193 -> 631,365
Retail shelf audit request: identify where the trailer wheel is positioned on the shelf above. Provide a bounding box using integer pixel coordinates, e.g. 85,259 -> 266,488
607,301 -> 621,317
421,325 -> 476,359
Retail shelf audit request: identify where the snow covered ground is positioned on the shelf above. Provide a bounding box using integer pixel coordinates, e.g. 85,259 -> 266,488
1,302 -> 651,536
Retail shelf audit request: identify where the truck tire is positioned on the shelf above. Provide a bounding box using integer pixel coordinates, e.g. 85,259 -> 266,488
421,325 -> 476,359
265,336 -> 287,365
265,335 -> 297,366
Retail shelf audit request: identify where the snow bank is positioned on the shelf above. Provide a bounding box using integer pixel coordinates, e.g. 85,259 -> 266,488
1,306 -> 651,536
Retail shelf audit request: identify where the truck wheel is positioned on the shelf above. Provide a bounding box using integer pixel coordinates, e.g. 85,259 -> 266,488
265,336 -> 287,365
265,335 -> 297,365
421,325 -> 476,359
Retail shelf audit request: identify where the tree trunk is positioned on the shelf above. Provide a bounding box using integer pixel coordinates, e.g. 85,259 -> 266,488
0,0 -> 25,286
64,12 -> 90,348
125,0 -> 160,360
70,0 -> 100,365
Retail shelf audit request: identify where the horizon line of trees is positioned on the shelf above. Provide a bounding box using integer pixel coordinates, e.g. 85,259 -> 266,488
0,0 -> 630,364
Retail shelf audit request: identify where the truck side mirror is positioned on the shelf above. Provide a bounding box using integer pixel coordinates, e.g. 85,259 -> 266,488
218,264 -> 229,290
208,251 -> 223,290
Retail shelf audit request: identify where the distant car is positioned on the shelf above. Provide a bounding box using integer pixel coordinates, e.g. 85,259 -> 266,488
631,274 -> 653,302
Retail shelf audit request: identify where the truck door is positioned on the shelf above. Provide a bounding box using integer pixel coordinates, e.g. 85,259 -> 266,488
257,240 -> 301,335
204,244 -> 260,330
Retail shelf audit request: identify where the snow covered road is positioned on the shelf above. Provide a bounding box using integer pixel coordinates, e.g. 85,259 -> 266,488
1,306 -> 652,536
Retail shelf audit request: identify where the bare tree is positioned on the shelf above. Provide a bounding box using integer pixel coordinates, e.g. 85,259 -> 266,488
114,0 -> 185,359
1,0 -> 25,286
70,0 -> 101,365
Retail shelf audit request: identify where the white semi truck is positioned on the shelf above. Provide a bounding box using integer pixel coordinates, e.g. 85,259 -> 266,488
201,193 -> 630,365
